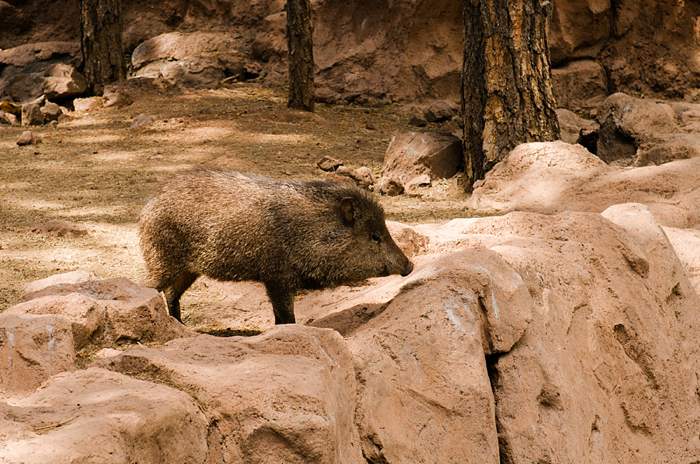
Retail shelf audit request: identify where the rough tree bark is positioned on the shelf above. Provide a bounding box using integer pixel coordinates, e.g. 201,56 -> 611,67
80,0 -> 126,95
286,0 -> 315,111
462,0 -> 560,188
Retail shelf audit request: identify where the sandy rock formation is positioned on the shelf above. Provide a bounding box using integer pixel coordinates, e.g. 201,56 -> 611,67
131,32 -> 247,87
1,0 -> 698,103
98,326 -> 364,463
0,368 -> 209,463
0,42 -> 85,103
468,141 -> 700,228
597,93 -> 700,165
0,277 -> 189,397
2,197 -> 699,462
378,131 -> 462,196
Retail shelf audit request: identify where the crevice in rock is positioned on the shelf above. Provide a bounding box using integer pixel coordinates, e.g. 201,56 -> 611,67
485,351 -> 514,464
361,432 -> 389,464
613,323 -> 659,390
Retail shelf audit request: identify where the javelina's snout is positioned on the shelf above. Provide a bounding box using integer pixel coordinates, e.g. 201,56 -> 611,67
401,260 -> 414,276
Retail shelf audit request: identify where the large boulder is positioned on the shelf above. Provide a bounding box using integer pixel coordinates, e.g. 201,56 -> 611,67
131,32 -> 247,88
468,141 -> 700,228
98,326 -> 364,464
0,368 -> 209,464
10,277 -> 190,347
342,249 -> 531,464
378,131 -> 462,195
0,42 -> 85,102
596,93 -> 700,165
0,276 -> 189,395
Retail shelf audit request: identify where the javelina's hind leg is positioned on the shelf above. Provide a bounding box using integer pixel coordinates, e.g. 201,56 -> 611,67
163,271 -> 198,323
264,282 -> 296,325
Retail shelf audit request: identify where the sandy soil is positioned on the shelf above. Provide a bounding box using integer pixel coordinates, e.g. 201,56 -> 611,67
0,84 -> 471,312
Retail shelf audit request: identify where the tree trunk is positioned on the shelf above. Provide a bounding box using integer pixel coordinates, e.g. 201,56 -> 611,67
462,0 -> 560,188
80,0 -> 126,95
286,0 -> 315,111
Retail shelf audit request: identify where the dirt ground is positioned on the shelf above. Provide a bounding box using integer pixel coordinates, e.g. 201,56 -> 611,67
0,84 -> 472,313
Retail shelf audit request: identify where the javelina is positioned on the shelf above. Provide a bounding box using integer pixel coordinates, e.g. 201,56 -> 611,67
138,170 -> 413,324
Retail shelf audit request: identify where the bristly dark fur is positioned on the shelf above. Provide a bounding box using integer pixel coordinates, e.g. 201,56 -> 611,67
138,170 -> 413,324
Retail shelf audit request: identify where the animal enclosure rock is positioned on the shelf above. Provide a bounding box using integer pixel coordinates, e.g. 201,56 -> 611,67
379,131 -> 462,195
596,93 -> 700,165
0,368 -> 209,464
131,32 -> 246,88
8,277 -> 190,351
72,96 -> 103,112
0,42 -> 83,103
0,312 -> 76,395
15,130 -> 39,146
468,141 -> 700,228
98,326 -> 364,464
20,96 -> 44,126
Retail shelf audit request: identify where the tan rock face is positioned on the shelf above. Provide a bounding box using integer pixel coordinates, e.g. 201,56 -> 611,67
0,368 -> 209,464
0,313 -> 76,395
469,141 -> 700,228
597,93 -> 700,166
97,326 -> 364,464
131,32 -> 247,87
556,108 -> 599,144
0,277 -> 189,397
378,131 -> 462,195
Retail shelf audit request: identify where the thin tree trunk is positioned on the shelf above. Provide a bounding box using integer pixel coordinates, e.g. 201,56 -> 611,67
80,0 -> 126,95
462,0 -> 560,188
286,0 -> 315,111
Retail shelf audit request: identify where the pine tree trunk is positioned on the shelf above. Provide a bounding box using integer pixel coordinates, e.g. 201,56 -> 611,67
462,0 -> 560,188
286,0 -> 315,111
80,0 -> 126,95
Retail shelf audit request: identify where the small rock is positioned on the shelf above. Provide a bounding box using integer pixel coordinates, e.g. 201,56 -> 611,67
40,100 -> 61,122
103,87 -> 133,108
42,63 -> 88,100
352,166 -> 375,188
73,96 -> 104,112
31,220 -> 87,237
21,95 -> 45,126
131,113 -> 155,129
365,121 -> 376,130
317,156 -> 343,172
379,131 -> 462,195
336,166 -> 375,189
0,110 -> 18,125
16,131 -> 39,146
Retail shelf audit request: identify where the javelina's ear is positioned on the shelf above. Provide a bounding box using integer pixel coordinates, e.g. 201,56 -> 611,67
340,197 -> 355,226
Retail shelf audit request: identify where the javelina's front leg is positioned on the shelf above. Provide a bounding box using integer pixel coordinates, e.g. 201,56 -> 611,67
264,282 -> 296,324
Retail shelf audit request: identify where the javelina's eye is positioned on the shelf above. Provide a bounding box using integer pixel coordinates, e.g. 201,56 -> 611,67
371,232 -> 381,243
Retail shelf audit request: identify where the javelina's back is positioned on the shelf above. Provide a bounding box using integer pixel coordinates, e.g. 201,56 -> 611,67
139,170 -> 413,324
